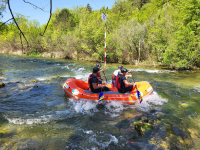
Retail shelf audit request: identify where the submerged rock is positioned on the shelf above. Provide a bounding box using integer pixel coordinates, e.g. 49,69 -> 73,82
96,103 -> 106,110
0,83 -> 5,88
116,119 -> 130,129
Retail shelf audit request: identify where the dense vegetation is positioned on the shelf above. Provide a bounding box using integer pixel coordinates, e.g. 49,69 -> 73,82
0,0 -> 200,69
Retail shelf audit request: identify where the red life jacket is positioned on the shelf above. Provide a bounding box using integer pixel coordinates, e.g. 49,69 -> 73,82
97,72 -> 100,78
88,74 -> 99,89
116,74 -> 122,89
112,74 -> 116,80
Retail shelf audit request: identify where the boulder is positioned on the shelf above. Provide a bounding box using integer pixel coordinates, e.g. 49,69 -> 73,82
0,83 -> 5,88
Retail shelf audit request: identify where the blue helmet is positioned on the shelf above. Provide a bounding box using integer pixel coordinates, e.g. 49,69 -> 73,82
121,68 -> 128,73
96,63 -> 101,67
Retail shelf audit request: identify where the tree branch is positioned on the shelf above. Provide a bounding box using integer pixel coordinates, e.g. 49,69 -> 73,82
19,32 -> 24,53
41,0 -> 52,36
0,18 -> 13,29
7,0 -> 29,47
23,0 -> 49,12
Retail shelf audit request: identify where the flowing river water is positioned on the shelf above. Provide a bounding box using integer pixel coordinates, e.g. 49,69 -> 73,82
0,54 -> 200,150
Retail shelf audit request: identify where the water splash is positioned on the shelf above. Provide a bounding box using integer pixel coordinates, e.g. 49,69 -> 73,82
4,114 -> 53,125
132,68 -> 176,73
68,92 -> 168,118
88,133 -> 118,149
194,86 -> 200,92
135,91 -> 168,112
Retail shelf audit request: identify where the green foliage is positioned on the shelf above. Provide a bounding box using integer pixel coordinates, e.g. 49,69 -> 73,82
0,0 -> 7,18
86,3 -> 92,12
0,0 -> 200,69
26,51 -> 40,56
54,8 -> 77,32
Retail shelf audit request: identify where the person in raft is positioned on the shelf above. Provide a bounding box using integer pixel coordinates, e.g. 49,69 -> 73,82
116,68 -> 136,93
96,63 -> 106,84
112,65 -> 132,88
88,67 -> 110,93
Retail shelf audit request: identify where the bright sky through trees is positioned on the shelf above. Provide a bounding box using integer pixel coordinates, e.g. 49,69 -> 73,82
1,0 -> 114,25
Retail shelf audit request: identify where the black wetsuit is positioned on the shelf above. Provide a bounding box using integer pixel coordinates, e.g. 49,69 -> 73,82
118,75 -> 133,93
89,74 -> 110,93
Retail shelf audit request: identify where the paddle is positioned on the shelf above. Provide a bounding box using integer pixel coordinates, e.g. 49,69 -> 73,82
98,84 -> 104,102
102,71 -> 107,82
131,72 -> 143,103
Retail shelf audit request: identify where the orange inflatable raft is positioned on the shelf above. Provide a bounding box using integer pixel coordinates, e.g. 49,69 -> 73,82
63,78 -> 153,104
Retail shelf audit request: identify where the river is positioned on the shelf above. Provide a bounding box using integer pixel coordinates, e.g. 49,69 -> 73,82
0,54 -> 200,149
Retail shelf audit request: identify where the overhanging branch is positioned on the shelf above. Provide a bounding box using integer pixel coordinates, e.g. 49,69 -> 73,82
23,0 -> 49,12
8,0 -> 29,47
41,0 -> 52,36
0,18 -> 13,29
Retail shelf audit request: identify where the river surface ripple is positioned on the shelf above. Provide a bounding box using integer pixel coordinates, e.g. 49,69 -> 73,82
0,54 -> 200,149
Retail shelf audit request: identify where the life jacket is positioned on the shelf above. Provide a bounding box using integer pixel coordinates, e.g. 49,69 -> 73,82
88,74 -> 99,89
116,74 -> 122,89
97,72 -> 101,78
112,74 -> 116,80
112,70 -> 121,80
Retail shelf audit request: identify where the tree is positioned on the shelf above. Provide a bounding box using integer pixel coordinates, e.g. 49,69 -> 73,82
0,0 -> 7,18
129,0 -> 149,9
55,8 -> 76,32
86,3 -> 92,12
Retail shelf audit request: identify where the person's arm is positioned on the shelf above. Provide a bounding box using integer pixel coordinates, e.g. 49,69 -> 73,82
125,69 -> 132,75
99,69 -> 104,73
125,75 -> 132,79
98,70 -> 106,78
123,80 -> 135,86
92,83 -> 103,89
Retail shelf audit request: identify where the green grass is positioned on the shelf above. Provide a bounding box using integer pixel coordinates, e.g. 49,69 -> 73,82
26,51 -> 41,57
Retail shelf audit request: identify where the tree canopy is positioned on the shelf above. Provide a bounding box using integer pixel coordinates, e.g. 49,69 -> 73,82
0,0 -> 200,69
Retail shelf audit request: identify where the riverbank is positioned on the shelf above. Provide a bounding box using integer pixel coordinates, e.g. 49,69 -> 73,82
0,49 -> 199,70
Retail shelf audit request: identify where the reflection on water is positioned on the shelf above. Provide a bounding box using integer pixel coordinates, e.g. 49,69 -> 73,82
0,54 -> 200,149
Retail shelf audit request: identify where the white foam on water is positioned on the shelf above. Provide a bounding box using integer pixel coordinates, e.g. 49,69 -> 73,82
85,130 -> 93,134
36,75 -> 61,81
104,101 -> 126,117
88,133 -> 118,149
69,91 -> 168,117
4,115 -> 53,125
36,77 -> 47,81
70,99 -> 97,115
62,65 -> 69,69
132,68 -> 176,74
194,86 -> 200,92
60,74 -> 70,78
135,91 -> 168,112
74,73 -> 90,81
78,67 -> 85,71
69,98 -> 129,118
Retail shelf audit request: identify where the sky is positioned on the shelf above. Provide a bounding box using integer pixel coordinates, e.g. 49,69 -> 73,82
1,0 -> 115,25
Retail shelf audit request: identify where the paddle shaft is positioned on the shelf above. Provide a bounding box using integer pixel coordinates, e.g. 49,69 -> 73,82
131,72 -> 137,89
103,71 -> 107,82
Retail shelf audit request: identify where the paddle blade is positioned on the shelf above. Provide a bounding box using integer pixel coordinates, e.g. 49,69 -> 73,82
98,92 -> 104,102
137,90 -> 143,103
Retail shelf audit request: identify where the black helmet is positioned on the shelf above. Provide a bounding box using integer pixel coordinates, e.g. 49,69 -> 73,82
118,65 -> 123,70
93,67 -> 99,73
96,63 -> 101,67
121,68 -> 128,73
